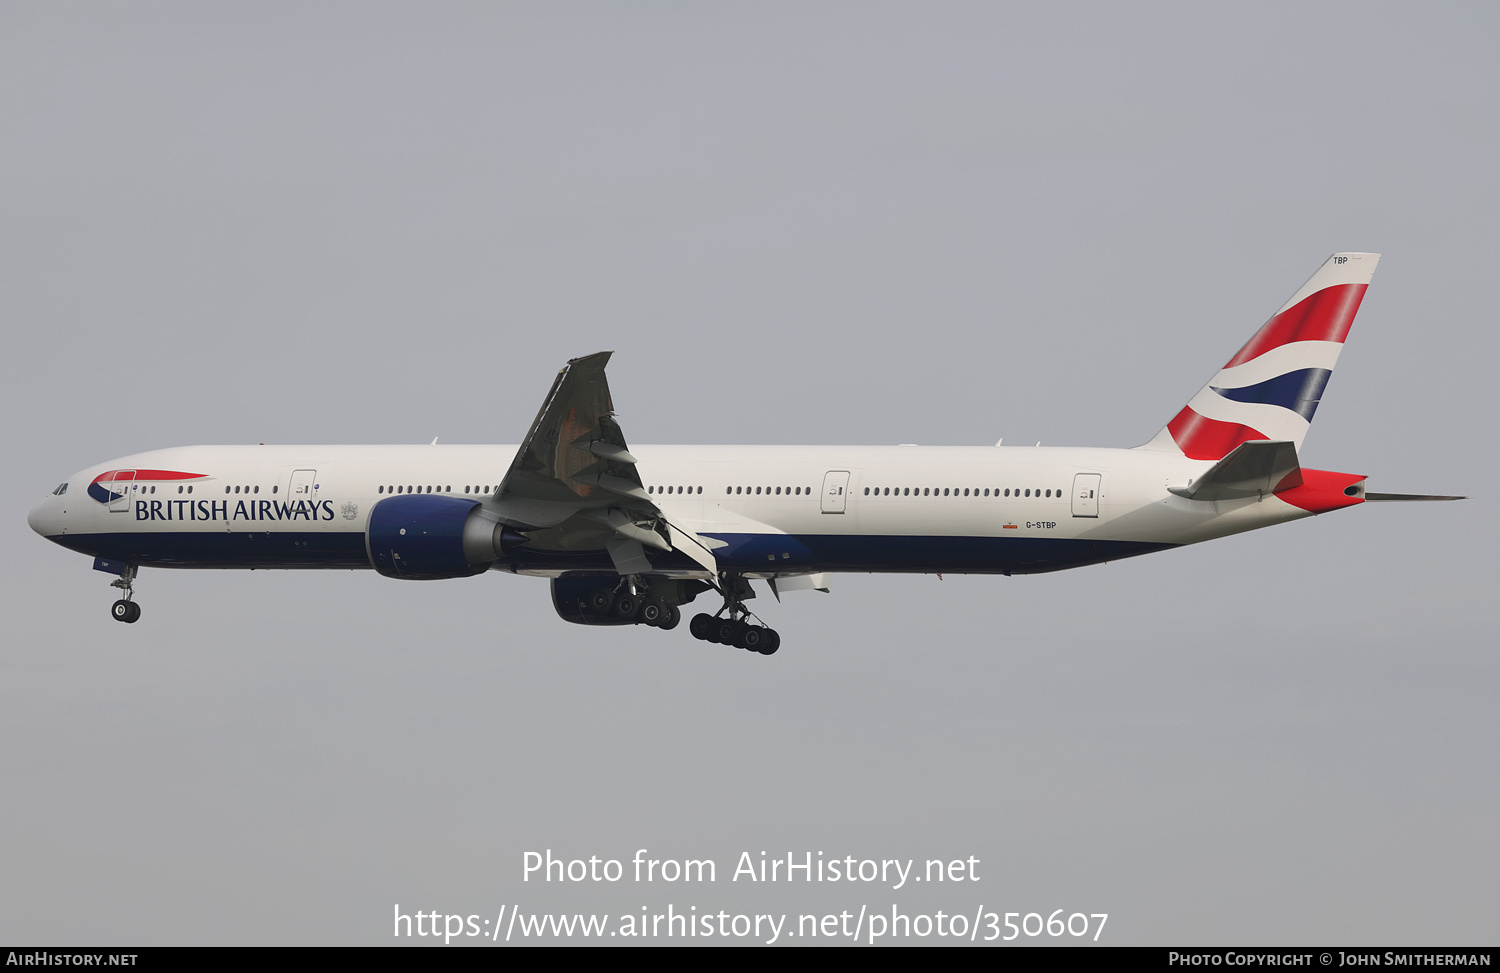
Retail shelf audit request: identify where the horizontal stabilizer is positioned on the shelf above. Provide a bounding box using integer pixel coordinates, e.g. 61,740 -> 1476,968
1170,440 -> 1302,501
1364,492 -> 1467,502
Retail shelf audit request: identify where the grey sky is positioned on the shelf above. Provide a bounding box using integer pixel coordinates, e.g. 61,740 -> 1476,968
2,2 -> 1494,945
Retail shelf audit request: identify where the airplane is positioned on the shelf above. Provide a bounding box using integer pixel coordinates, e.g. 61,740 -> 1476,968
28,252 -> 1462,655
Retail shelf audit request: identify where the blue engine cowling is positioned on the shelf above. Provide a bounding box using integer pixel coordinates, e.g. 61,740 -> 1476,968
367,494 -> 520,580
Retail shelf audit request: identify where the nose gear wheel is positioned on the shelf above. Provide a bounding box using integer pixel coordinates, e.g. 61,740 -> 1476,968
108,565 -> 141,623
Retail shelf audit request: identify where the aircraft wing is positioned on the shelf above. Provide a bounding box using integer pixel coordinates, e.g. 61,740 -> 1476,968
493,352 -> 719,577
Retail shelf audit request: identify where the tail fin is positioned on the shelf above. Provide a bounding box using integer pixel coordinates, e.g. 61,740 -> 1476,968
1140,252 -> 1380,460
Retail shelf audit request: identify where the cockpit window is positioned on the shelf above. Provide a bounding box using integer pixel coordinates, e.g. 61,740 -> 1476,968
52,483 -> 68,496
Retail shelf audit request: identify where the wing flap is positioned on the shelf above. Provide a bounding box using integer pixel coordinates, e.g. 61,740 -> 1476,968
664,520 -> 720,576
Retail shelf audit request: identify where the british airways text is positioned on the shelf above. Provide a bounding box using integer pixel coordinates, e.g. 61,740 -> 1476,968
134,499 -> 336,522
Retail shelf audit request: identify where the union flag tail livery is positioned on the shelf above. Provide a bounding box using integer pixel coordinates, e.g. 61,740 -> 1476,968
28,252 -> 1462,654
1141,252 -> 1379,460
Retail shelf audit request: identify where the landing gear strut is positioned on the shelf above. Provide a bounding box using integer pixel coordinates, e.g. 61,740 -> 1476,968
109,565 -> 141,624
689,575 -> 780,655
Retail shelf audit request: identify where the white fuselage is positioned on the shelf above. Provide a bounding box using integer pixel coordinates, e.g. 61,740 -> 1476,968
28,442 -> 1330,579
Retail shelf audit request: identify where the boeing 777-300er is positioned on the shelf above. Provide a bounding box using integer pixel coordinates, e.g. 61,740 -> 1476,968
29,253 -> 1462,655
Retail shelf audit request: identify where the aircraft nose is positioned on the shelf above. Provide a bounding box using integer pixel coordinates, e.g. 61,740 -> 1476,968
28,499 -> 56,538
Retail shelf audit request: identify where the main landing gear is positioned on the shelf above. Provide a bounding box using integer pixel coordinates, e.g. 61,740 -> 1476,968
109,564 -> 141,624
688,575 -> 780,655
587,580 -> 682,630
556,575 -> 782,655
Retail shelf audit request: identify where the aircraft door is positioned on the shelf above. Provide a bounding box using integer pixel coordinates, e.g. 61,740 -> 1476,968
287,469 -> 318,503
1072,473 -> 1101,518
820,470 -> 850,514
107,470 -> 137,513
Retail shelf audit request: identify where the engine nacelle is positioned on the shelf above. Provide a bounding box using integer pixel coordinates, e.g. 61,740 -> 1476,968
367,495 -> 525,580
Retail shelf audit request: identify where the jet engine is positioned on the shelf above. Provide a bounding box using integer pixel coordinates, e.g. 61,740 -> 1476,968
366,494 -> 526,580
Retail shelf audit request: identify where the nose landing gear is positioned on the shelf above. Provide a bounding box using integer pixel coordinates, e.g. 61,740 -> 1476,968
109,564 -> 140,623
